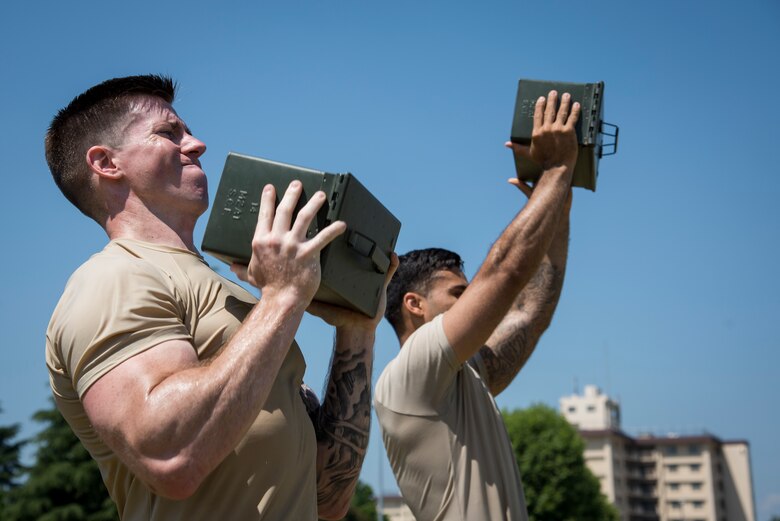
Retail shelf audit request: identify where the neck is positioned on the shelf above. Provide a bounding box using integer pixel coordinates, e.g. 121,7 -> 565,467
104,209 -> 198,252
397,315 -> 425,347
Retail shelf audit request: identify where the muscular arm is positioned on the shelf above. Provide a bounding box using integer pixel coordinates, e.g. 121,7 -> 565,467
475,202 -> 570,395
81,182 -> 346,500
302,256 -> 397,520
83,296 -> 307,500
443,91 -> 579,365
300,327 -> 374,520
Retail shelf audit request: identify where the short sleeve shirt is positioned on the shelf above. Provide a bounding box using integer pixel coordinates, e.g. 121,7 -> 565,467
374,315 -> 528,521
46,239 -> 318,521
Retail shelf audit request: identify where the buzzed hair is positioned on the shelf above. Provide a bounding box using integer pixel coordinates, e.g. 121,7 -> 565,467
45,75 -> 177,222
385,248 -> 464,333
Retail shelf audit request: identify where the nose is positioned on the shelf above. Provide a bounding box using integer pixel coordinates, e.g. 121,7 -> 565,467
182,133 -> 207,159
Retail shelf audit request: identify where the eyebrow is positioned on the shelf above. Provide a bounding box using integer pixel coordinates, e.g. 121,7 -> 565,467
446,284 -> 468,297
159,118 -> 193,135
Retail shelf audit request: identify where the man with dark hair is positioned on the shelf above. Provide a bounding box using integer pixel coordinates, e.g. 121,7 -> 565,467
45,74 -> 396,520
375,91 -> 578,520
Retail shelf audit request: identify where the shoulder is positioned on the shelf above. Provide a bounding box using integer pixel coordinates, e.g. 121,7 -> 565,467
378,317 -> 451,381
47,244 -> 193,397
76,241 -> 175,280
48,242 -> 183,346
375,315 -> 461,414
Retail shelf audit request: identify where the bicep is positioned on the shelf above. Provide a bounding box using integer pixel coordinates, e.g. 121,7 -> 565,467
82,339 -> 199,442
477,309 -> 537,396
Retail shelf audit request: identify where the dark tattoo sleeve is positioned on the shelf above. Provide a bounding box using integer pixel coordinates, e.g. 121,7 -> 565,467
300,337 -> 372,512
474,257 -> 565,395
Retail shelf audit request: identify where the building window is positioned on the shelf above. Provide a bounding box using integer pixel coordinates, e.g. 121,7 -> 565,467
568,406 -> 576,413
587,405 -> 596,412
668,464 -> 678,472
666,446 -> 678,455
690,464 -> 701,472
691,482 -> 702,490
688,444 -> 700,454
669,483 -> 680,490
670,501 -> 681,509
692,500 -> 704,508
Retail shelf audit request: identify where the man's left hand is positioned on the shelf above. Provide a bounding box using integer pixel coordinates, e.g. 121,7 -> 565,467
306,253 -> 399,331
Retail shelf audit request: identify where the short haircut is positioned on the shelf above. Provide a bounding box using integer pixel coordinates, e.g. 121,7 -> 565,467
45,74 -> 177,221
385,248 -> 464,332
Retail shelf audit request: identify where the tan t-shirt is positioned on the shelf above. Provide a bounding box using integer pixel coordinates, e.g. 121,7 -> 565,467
374,315 -> 528,521
46,238 -> 318,520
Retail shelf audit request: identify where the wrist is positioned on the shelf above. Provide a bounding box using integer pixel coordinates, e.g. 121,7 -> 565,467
335,324 -> 376,346
258,286 -> 311,316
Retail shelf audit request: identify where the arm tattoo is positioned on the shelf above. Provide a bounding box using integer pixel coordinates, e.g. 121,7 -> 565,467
476,258 -> 564,395
301,341 -> 371,508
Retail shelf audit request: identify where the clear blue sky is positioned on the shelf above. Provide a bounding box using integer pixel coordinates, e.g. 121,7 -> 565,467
1,1 -> 778,518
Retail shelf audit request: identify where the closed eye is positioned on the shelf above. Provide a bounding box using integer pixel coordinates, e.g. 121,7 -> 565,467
449,285 -> 467,299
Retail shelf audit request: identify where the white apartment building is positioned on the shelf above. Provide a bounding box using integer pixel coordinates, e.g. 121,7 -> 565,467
380,495 -> 415,521
560,385 -> 756,521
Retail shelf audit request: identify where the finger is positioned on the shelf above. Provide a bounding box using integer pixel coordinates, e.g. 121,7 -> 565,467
533,96 -> 545,130
507,178 -> 533,198
272,181 -> 303,234
305,300 -> 329,320
256,184 -> 276,235
515,144 -> 532,161
291,190 -> 327,239
566,101 -> 581,128
384,253 -> 399,285
556,92 -> 571,125
304,220 -> 347,253
505,140 -> 532,161
544,90 -> 558,125
230,263 -> 249,282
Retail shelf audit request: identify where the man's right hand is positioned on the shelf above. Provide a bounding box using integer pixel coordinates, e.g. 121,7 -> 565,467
231,181 -> 346,304
506,90 -> 581,173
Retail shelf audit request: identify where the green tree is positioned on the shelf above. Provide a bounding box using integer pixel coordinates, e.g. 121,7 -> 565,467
502,404 -> 619,521
0,404 -> 26,517
5,399 -> 117,521
320,480 -> 387,521
9,401 -> 384,521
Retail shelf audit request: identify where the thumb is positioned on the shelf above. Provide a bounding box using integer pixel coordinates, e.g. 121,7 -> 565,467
508,178 -> 533,199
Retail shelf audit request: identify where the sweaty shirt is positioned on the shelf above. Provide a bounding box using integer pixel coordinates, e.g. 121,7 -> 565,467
46,238 -> 317,520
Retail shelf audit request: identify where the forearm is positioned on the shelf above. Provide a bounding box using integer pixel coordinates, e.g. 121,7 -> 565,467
451,166 -> 571,351
479,206 -> 569,395
312,326 -> 375,519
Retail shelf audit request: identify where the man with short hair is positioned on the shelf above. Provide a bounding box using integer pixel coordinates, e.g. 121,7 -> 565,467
375,91 -> 579,520
45,75 -> 395,520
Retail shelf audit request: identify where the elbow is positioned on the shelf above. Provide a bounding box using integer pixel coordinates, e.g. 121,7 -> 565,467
318,500 -> 351,521
141,457 -> 208,500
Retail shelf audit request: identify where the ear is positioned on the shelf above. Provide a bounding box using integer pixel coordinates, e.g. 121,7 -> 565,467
86,145 -> 122,180
403,292 -> 425,318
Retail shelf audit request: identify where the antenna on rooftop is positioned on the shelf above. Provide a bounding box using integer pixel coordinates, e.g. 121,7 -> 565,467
604,341 -> 611,396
